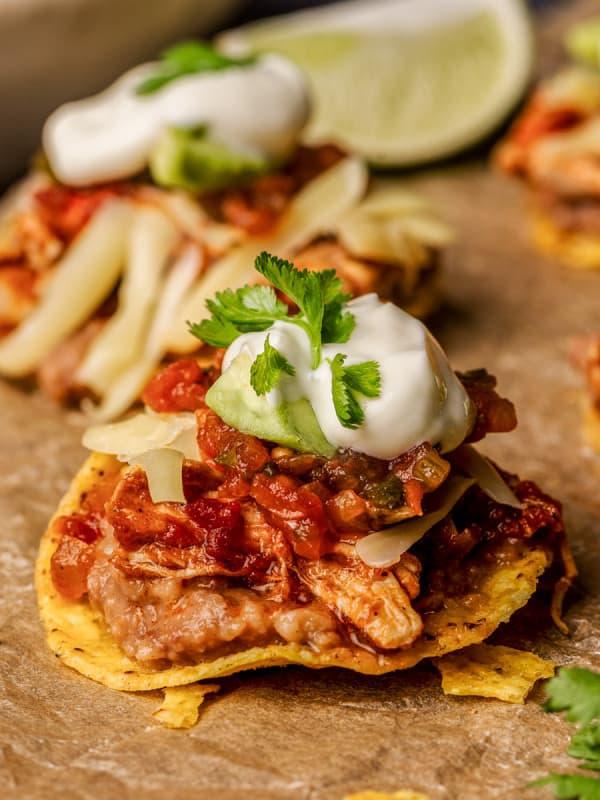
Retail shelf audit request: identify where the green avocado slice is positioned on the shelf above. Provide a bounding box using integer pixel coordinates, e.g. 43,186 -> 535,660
205,351 -> 335,457
149,127 -> 272,192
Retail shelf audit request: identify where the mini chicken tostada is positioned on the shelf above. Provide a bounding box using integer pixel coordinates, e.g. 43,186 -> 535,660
495,55 -> 600,269
0,41 -> 451,421
36,254 -> 572,693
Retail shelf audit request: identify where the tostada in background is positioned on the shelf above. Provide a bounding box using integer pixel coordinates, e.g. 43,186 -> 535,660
496,19 -> 600,270
0,41 -> 451,421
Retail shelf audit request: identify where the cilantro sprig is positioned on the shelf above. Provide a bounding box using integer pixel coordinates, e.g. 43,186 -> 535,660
136,41 -> 256,96
189,251 -> 380,428
544,669 -> 600,726
532,667 -> 600,799
330,354 -> 381,430
190,252 -> 353,368
250,335 -> 296,396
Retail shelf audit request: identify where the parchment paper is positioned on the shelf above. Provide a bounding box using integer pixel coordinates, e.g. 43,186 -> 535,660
1,3 -> 600,798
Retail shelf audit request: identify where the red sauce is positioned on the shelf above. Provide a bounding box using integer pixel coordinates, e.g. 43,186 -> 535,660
50,358 -> 561,611
34,184 -> 129,242
198,409 -> 270,475
185,498 -> 245,569
54,513 -> 101,544
142,359 -> 219,413
250,473 -> 330,559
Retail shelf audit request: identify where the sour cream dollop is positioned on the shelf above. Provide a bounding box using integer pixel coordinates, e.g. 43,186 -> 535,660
43,54 -> 310,186
222,294 -> 474,460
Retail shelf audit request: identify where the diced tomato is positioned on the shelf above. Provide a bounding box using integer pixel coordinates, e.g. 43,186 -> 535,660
54,513 -> 102,544
34,185 -> 125,242
142,359 -> 219,413
403,479 -> 425,516
250,473 -> 329,559
164,497 -> 245,566
106,465 -> 242,553
198,409 -> 270,475
187,498 -> 245,569
216,471 -> 252,500
50,536 -> 96,600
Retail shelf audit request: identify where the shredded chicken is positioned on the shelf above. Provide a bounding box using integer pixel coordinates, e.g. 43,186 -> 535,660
0,265 -> 38,327
16,211 -> 63,272
297,543 -> 423,650
36,318 -> 106,402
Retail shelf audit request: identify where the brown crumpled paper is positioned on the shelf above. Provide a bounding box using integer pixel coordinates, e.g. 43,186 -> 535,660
2,2 -> 600,798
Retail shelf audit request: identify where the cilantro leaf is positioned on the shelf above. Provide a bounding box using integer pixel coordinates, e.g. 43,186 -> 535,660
317,269 -> 345,306
207,285 -> 289,331
250,335 -> 296,395
136,41 -> 256,96
531,774 -> 600,799
343,360 -> 381,397
188,314 -> 240,348
569,724 -> 600,770
188,284 -> 289,347
544,669 -> 600,725
190,251 -> 358,370
322,299 -> 355,344
316,269 -> 354,343
330,353 -> 381,429
189,251 -> 372,423
254,252 -> 325,367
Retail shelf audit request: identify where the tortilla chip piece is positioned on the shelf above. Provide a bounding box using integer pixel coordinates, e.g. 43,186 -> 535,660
153,684 -> 220,729
582,403 -> 600,451
344,792 -> 430,800
532,209 -> 600,270
435,644 -> 556,703
36,453 -> 553,693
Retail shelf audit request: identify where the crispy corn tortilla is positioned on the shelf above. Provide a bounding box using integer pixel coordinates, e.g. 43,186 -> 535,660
582,402 -> 600,451
434,644 -> 556,703
35,453 -> 553,692
344,792 -> 431,800
532,209 -> 600,270
152,684 -> 220,729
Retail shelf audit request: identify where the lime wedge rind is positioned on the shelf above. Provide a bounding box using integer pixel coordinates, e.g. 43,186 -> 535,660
220,0 -> 533,166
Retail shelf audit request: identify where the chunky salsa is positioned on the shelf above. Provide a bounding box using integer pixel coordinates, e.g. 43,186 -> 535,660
49,359 -> 566,667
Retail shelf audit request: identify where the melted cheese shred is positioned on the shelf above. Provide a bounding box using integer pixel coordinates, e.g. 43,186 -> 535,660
82,244 -> 200,422
356,476 -> 475,568
75,206 -> 179,394
0,201 -> 131,376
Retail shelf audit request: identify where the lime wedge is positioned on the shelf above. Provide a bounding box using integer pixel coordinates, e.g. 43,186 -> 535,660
220,0 -> 533,166
566,19 -> 600,68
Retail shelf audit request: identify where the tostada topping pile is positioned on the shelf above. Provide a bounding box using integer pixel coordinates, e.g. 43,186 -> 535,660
47,255 -> 568,669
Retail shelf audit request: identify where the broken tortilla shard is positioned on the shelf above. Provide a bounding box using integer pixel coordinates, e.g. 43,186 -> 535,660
152,683 -> 220,729
435,643 -> 556,704
344,792 -> 431,800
